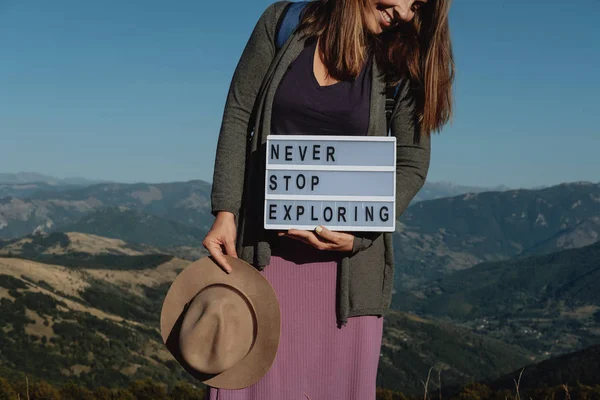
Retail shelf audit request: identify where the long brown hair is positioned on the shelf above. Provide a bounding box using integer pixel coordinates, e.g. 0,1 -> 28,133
297,0 -> 454,136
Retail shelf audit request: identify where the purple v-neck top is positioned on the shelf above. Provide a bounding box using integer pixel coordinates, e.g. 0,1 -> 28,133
271,40 -> 372,136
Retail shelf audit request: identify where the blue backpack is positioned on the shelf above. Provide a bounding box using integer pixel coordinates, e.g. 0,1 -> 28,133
275,1 -> 401,133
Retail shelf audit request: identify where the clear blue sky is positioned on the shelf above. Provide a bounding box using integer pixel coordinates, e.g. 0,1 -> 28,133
1,0 -> 598,188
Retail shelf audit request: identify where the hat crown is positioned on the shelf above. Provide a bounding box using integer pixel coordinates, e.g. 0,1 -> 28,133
179,285 -> 255,375
161,255 -> 280,389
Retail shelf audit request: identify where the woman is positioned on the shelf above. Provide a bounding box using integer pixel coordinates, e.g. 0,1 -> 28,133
203,0 -> 454,398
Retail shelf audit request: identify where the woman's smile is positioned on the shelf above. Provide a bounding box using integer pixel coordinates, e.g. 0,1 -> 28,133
369,0 -> 429,34
379,8 -> 393,27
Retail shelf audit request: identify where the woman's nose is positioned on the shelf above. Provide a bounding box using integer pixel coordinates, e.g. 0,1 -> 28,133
393,4 -> 415,22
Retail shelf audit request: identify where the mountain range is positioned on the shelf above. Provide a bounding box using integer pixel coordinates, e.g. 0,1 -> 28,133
2,178 -> 599,292
0,179 -> 214,240
393,240 -> 600,359
0,175 -> 503,246
0,232 -> 534,396
0,172 -> 112,187
1,173 -> 599,391
392,181 -> 600,289
0,171 -> 512,201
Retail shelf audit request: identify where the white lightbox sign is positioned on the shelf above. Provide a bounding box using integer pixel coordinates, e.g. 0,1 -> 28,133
264,135 -> 396,232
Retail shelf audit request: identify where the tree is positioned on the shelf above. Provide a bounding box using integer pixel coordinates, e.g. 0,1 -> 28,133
451,383 -> 492,400
169,382 -> 205,400
376,388 -> 394,400
59,382 -> 95,400
27,380 -> 61,400
94,387 -> 135,400
0,377 -> 17,400
94,387 -> 114,400
375,388 -> 410,400
128,378 -> 168,400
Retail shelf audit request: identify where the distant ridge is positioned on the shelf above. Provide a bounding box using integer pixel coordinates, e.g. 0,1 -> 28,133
393,181 -> 600,288
415,180 -> 512,203
0,172 -> 113,186
0,180 -> 214,239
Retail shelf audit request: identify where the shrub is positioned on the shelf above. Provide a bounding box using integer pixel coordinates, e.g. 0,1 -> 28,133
376,387 -> 411,399
26,379 -> 61,400
451,383 -> 492,400
94,386 -> 135,400
0,275 -> 27,290
0,377 -> 17,400
129,378 -> 168,400
169,382 -> 205,400
59,382 -> 95,400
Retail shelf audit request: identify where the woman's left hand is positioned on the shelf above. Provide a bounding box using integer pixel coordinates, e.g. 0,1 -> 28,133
278,226 -> 354,252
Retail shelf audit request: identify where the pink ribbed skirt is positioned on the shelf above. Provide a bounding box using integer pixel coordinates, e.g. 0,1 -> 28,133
206,240 -> 384,400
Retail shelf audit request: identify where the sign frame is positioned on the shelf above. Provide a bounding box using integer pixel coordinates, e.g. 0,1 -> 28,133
264,135 -> 397,232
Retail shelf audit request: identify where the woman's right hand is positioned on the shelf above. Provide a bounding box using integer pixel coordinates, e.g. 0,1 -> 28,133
202,211 -> 238,273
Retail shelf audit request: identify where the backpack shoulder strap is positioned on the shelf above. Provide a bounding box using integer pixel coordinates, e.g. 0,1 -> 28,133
385,83 -> 402,134
276,1 -> 310,50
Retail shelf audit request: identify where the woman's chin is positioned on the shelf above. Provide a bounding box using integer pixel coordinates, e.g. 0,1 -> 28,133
366,22 -> 384,35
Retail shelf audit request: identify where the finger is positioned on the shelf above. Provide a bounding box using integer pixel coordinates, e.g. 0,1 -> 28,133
287,230 -> 328,250
315,226 -> 350,249
292,227 -> 331,242
286,234 -> 312,246
286,229 -> 314,241
314,225 -> 337,242
282,231 -> 311,244
214,249 -> 233,273
224,238 -> 238,258
287,229 -> 321,239
205,241 -> 232,273
317,226 -> 356,252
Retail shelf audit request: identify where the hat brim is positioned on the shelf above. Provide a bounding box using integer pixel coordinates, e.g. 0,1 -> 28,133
160,255 -> 280,389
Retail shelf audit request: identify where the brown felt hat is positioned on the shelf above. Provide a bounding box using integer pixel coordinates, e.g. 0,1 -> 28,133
160,255 -> 280,389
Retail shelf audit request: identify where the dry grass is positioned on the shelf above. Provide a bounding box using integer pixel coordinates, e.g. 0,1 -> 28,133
0,258 -> 89,298
0,287 -> 15,301
120,364 -> 141,376
84,257 -> 189,297
24,309 -> 55,341
7,369 -> 581,400
60,364 -> 92,377
0,258 -> 148,327
141,340 -> 173,363
0,238 -> 34,255
417,366 -> 577,400
559,305 -> 600,319
16,376 -> 29,400
513,367 -> 524,400
0,253 -> 181,328
0,231 -> 158,257
64,232 -> 149,255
